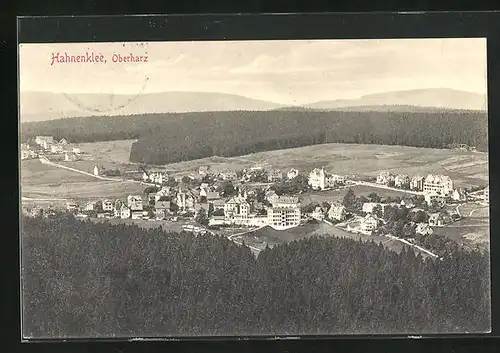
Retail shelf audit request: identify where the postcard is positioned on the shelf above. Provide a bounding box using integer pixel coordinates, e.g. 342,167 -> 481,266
19,37 -> 491,339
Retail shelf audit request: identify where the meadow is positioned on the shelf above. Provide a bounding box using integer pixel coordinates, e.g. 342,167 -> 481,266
237,221 -> 412,256
154,143 -> 488,188
20,159 -> 145,201
49,140 -> 489,190
20,141 -> 489,209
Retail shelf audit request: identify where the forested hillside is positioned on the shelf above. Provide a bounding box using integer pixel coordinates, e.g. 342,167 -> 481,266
20,109 -> 488,165
22,215 -> 490,338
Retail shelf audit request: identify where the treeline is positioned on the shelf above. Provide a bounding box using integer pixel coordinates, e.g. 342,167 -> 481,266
20,109 -> 488,164
22,215 -> 490,338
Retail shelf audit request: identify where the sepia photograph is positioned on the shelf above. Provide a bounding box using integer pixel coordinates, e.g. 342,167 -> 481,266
19,38 -> 491,338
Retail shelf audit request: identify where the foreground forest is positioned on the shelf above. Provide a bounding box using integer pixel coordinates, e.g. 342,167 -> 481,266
20,109 -> 488,164
22,214 -> 490,338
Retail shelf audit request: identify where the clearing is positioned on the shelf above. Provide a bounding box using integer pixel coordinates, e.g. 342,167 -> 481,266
235,221 -> 411,256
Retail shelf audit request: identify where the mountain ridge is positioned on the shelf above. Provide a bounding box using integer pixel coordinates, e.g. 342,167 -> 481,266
20,88 -> 487,122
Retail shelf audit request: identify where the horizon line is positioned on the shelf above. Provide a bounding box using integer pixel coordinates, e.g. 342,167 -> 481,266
19,87 -> 488,108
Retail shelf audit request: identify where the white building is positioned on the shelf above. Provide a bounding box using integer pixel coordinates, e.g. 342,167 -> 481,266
93,165 -> 100,176
360,215 -> 379,234
64,152 -> 78,161
423,174 -> 454,196
127,195 -> 143,211
51,144 -> 64,154
267,169 -> 284,182
155,187 -> 171,202
287,168 -> 299,179
131,211 -> 144,220
120,205 -> 131,219
34,136 -> 55,149
424,193 -> 446,207
224,197 -> 251,222
176,189 -> 197,212
362,202 -> 388,214
83,201 -> 97,211
308,168 -> 339,190
394,174 -> 410,188
267,207 -> 301,230
72,147 -> 81,154
452,189 -> 467,202
410,175 -> 425,191
311,206 -> 325,221
415,223 -> 434,235
376,172 -> 395,185
20,149 -> 37,160
102,199 -> 113,211
267,196 -> 301,230
328,203 -> 347,221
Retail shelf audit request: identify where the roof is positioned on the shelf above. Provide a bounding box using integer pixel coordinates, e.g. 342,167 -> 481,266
363,214 -> 378,222
206,191 -> 220,199
309,168 -> 325,176
274,196 -> 299,204
329,203 -> 345,211
212,199 -> 226,205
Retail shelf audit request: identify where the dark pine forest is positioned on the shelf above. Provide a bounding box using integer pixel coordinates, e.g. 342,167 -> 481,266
20,109 -> 488,165
22,215 -> 491,338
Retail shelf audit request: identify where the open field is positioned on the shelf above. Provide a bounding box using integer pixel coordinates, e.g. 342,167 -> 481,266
152,143 -> 488,187
21,159 -> 98,185
60,141 -> 488,188
88,217 -> 196,233
74,139 -> 138,165
22,179 -> 146,201
236,221 -> 415,256
434,203 -> 490,252
21,159 -> 147,202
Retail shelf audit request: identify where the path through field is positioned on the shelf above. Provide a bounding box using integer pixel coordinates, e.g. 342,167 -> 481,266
39,157 -> 158,186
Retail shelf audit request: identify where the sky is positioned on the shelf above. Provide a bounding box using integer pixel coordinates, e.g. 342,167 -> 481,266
19,38 -> 487,105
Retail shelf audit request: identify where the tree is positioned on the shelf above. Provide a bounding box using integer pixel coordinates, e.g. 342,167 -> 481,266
255,188 -> 266,203
409,210 -> 428,223
182,176 -> 192,184
195,208 -> 209,226
343,188 -> 356,209
401,223 -> 416,238
221,181 -> 236,197
368,192 -> 381,203
302,203 -> 319,214
144,186 -> 160,194
373,204 -> 384,219
170,202 -> 179,214
201,174 -> 213,183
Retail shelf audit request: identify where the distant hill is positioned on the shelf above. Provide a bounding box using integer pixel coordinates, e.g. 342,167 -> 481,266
275,105 -> 481,113
19,91 -> 286,122
20,88 -> 487,122
302,89 -> 487,111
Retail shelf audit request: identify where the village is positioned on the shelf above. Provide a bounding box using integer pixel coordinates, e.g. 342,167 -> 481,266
21,136 -> 490,251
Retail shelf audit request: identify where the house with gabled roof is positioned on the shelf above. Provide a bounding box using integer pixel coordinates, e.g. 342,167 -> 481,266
328,203 -> 347,221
